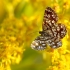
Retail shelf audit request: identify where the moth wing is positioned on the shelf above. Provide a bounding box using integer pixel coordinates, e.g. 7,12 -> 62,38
42,7 -> 58,31
56,23 -> 67,39
46,37 -> 62,48
31,35 -> 47,50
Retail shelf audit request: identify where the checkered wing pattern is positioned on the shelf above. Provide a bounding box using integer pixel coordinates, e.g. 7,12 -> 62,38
31,35 -> 47,50
31,7 -> 67,50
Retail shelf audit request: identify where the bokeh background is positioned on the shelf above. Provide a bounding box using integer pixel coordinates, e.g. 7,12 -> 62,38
0,0 -> 70,70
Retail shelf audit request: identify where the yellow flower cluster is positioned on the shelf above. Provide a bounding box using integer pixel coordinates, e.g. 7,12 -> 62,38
47,50 -> 70,70
0,17 -> 25,70
42,35 -> 70,70
42,0 -> 70,70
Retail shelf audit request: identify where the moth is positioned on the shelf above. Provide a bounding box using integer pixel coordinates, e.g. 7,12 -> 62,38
31,7 -> 67,50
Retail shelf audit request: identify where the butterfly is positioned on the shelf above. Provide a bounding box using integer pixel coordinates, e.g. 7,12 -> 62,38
31,7 -> 67,50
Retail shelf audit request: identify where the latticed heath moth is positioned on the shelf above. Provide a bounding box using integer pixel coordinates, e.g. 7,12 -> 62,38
31,7 -> 67,50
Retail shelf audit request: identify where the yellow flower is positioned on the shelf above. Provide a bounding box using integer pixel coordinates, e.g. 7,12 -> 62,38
44,35 -> 70,70
63,0 -> 70,10
0,17 -> 25,70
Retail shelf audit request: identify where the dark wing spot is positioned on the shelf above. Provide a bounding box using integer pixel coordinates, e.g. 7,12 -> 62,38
57,23 -> 67,39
